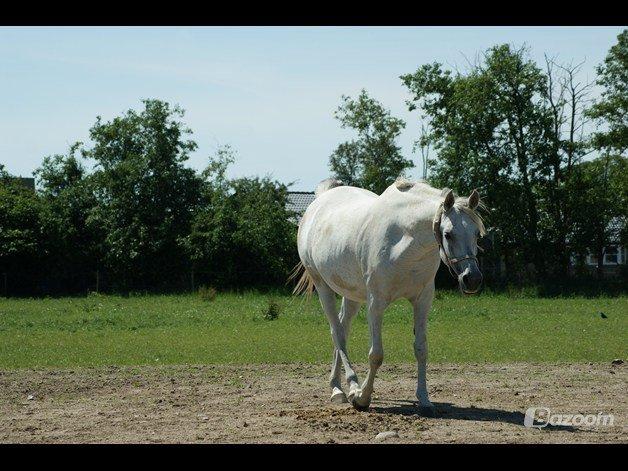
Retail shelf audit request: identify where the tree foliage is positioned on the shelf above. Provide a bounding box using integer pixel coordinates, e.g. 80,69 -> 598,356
84,99 -> 203,290
401,44 -> 600,280
185,146 -> 298,288
1,100 -> 299,295
329,90 -> 413,194
587,29 -> 628,155
569,155 -> 628,274
34,145 -> 101,292
0,168 -> 46,294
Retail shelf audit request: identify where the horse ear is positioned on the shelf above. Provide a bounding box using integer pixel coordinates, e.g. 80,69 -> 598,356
468,189 -> 480,210
443,189 -> 455,211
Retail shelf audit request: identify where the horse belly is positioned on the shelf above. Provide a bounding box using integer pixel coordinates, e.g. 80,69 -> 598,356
327,271 -> 367,302
312,249 -> 366,302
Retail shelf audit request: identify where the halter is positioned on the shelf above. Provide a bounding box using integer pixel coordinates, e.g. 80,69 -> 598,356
432,202 -> 479,278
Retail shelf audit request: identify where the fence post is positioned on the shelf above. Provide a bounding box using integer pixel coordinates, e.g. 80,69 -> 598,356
2,273 -> 6,297
96,270 -> 100,293
191,269 -> 195,292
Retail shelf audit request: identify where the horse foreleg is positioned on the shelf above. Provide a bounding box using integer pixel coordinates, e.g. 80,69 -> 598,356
351,293 -> 387,411
412,281 -> 435,415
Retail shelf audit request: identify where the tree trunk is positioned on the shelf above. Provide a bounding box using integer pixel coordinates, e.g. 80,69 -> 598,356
596,246 -> 604,279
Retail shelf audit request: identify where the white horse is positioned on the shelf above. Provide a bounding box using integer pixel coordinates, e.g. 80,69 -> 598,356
292,178 -> 485,414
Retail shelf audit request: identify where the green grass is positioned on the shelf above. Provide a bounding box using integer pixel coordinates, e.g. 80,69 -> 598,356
0,291 -> 626,368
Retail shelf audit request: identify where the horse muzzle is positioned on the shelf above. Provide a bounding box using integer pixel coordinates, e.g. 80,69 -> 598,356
459,270 -> 483,295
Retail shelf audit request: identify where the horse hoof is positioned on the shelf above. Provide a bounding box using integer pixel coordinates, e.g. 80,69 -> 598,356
419,405 -> 436,417
351,398 -> 371,412
347,387 -> 360,403
330,389 -> 348,404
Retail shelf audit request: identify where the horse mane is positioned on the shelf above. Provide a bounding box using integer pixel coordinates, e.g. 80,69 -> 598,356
394,177 -> 442,198
457,202 -> 487,237
315,178 -> 344,197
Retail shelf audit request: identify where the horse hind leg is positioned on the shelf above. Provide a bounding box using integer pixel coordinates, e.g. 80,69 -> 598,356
314,281 -> 361,403
329,297 -> 361,403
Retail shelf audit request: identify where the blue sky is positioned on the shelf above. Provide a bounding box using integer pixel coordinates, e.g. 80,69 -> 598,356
0,26 -> 624,190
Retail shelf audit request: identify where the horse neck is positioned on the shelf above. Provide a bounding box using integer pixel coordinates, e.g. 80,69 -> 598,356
384,192 -> 442,241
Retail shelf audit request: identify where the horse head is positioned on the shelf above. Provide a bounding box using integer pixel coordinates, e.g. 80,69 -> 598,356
433,189 -> 485,294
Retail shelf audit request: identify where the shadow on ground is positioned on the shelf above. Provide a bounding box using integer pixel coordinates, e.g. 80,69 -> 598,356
369,399 -> 577,432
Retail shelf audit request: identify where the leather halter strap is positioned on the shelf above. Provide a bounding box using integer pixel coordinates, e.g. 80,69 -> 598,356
448,254 -> 478,265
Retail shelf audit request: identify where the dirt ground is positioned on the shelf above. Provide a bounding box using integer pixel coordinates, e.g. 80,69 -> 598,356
0,362 -> 625,444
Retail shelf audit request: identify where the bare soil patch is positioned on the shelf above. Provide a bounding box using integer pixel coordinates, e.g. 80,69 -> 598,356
0,363 -> 625,443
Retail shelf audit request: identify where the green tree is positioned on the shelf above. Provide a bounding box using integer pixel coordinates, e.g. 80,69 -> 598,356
568,155 -> 628,277
537,57 -> 593,276
401,45 -> 591,279
185,147 -> 298,288
0,166 -> 46,295
34,144 -> 102,293
36,143 -> 85,196
329,90 -> 413,194
84,99 -> 203,291
587,29 -> 628,155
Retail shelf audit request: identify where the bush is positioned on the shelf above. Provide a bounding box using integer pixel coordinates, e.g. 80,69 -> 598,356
198,286 -> 217,302
262,299 -> 281,321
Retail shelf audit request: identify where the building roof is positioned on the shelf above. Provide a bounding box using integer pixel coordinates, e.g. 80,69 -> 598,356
287,191 -> 315,216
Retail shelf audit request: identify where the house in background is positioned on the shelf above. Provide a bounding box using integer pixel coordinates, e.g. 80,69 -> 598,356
286,191 -> 315,223
579,217 -> 627,277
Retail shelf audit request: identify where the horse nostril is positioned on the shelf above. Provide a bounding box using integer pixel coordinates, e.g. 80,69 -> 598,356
462,272 -> 482,290
469,273 -> 482,289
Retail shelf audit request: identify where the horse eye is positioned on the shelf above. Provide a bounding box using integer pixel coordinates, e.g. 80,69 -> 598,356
444,232 -> 452,240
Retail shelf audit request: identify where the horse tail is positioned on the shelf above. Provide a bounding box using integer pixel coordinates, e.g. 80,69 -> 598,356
290,178 -> 340,299
315,178 -> 344,197
287,261 -> 315,299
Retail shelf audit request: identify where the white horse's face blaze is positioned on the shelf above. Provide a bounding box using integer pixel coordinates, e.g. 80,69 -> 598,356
440,206 -> 483,295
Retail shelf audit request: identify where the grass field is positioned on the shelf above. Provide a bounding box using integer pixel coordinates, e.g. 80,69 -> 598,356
0,291 -> 626,368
